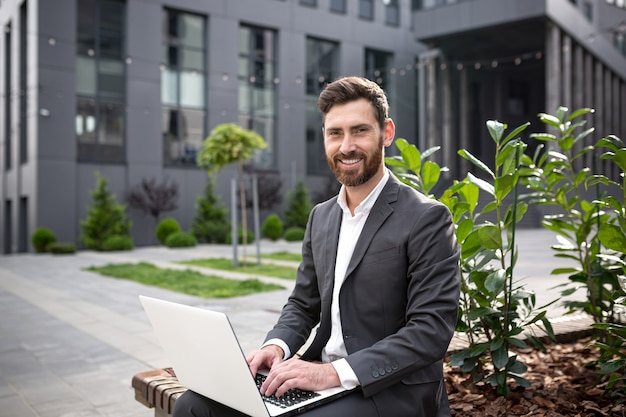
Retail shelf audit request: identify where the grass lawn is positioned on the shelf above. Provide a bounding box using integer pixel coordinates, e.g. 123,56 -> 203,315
178,258 -> 298,280
260,251 -> 302,263
85,262 -> 284,298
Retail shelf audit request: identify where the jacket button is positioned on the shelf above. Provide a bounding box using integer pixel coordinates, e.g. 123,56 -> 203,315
378,368 -> 386,376
372,370 -> 379,378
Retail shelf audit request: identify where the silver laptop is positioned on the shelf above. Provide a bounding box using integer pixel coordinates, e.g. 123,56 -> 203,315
139,295 -> 353,417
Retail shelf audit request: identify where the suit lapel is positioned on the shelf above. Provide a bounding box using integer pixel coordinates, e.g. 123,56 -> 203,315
344,177 -> 398,280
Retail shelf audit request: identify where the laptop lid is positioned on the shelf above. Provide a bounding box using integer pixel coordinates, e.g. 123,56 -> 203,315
139,295 -> 352,417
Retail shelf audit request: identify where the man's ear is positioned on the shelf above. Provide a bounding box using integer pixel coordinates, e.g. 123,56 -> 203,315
383,119 -> 396,147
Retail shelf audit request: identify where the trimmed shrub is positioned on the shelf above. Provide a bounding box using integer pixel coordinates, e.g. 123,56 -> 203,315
283,227 -> 305,242
192,180 -> 229,243
101,235 -> 134,251
225,228 -> 255,245
165,232 -> 197,248
31,227 -> 56,253
261,214 -> 283,241
284,180 -> 312,229
80,172 -> 132,250
48,242 -> 77,255
156,217 -> 181,244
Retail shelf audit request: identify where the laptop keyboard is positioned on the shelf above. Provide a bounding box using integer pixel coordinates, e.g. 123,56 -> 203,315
255,374 -> 320,409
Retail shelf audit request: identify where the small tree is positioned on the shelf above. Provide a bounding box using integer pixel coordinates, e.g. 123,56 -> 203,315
284,179 -> 312,229
81,172 -> 132,250
192,179 -> 229,243
126,177 -> 179,223
196,123 -> 266,261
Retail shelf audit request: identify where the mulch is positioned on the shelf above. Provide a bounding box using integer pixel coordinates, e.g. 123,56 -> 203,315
445,337 -> 625,416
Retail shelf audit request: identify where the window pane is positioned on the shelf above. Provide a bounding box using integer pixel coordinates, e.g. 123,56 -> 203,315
101,0 -> 124,33
161,69 -> 178,105
330,0 -> 346,12
180,14 -> 204,48
98,101 -> 124,145
180,70 -> 205,108
98,59 -> 124,97
76,56 -> 97,95
359,0 -> 374,19
163,108 -> 179,164
180,109 -> 204,164
99,35 -> 123,59
76,98 -> 97,143
181,47 -> 204,70
239,26 -> 250,54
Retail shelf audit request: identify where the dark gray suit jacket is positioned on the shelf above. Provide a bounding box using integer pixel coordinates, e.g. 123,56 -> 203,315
265,173 -> 460,415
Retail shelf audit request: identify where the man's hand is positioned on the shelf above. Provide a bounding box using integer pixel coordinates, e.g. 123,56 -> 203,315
260,359 -> 341,398
246,344 -> 285,378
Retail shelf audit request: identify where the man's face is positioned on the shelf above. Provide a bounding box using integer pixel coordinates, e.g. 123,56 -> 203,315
323,98 -> 393,187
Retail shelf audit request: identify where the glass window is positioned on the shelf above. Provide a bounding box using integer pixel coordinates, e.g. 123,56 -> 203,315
359,0 -> 374,20
300,0 -> 317,6
305,37 -> 339,175
76,0 -> 126,162
239,24 -> 277,170
161,8 -> 207,166
330,0 -> 347,13
385,0 -> 400,26
365,48 -> 393,92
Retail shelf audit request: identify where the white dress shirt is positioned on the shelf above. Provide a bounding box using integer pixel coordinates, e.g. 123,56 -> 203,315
264,170 -> 390,389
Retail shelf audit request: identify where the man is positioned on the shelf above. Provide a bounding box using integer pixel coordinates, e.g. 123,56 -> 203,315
173,76 -> 460,417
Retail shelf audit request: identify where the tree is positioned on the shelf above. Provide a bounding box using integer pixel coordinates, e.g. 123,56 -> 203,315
284,179 -> 313,229
81,172 -> 132,250
196,123 -> 266,260
126,177 -> 179,223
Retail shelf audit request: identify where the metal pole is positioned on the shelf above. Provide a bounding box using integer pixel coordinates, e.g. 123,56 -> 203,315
252,174 -> 261,265
231,177 -> 238,267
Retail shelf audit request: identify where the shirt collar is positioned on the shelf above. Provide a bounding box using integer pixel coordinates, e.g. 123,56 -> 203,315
337,169 -> 390,216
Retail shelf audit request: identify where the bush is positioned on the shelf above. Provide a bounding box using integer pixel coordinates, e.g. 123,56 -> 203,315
80,172 -> 132,250
156,217 -> 181,244
283,227 -> 305,242
165,232 -> 197,248
284,180 -> 312,229
225,228 -> 255,245
261,214 -> 283,241
31,227 -> 56,253
192,180 -> 229,243
101,235 -> 134,252
48,242 -> 77,255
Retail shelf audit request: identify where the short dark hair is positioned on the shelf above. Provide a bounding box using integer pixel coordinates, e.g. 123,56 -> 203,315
317,76 -> 389,129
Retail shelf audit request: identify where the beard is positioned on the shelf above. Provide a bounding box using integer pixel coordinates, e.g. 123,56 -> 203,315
326,137 -> 384,187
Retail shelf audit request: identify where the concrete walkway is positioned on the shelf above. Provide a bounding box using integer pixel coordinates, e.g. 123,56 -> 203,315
0,229 -> 590,417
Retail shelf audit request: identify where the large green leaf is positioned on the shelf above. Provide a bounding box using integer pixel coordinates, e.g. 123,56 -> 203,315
477,225 -> 502,249
422,160 -> 441,194
458,149 -> 495,177
599,224 -> 626,253
487,120 -> 506,144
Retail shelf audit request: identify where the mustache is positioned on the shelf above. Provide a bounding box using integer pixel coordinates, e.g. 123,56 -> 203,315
333,151 -> 366,161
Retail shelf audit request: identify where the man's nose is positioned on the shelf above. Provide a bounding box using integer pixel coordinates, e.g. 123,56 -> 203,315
339,134 -> 357,154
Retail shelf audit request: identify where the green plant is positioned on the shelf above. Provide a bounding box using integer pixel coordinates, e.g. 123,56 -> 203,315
589,134 -> 626,401
156,217 -> 181,245
261,214 -> 284,241
48,242 -> 77,254
101,235 -> 134,251
284,180 -> 312,229
31,227 -> 57,253
126,177 -> 179,223
387,121 -> 553,397
526,108 -> 624,325
165,232 -> 197,248
192,179 -> 229,243
80,172 -> 132,250
197,123 -> 266,254
283,227 -> 305,242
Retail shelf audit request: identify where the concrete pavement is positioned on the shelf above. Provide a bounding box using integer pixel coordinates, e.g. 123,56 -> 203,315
0,229 -> 589,417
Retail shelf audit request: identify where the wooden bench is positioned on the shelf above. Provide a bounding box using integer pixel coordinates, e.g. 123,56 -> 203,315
132,368 -> 187,417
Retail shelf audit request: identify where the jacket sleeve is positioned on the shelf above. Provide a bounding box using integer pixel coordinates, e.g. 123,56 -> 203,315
263,205 -> 323,356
